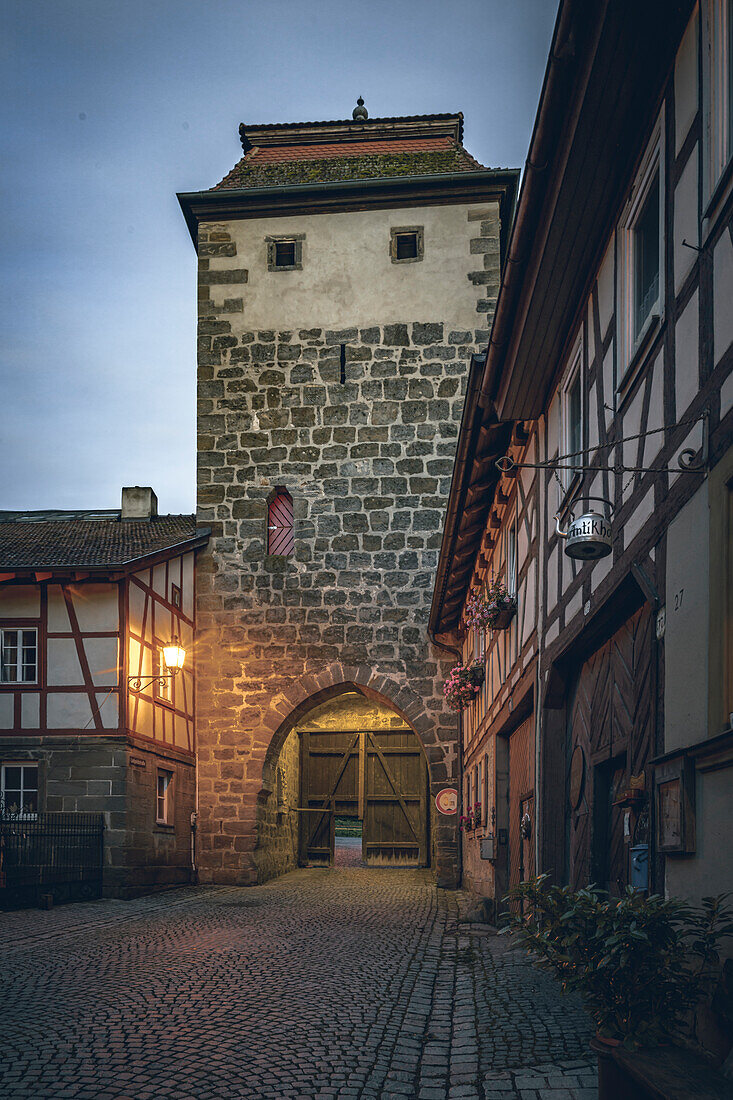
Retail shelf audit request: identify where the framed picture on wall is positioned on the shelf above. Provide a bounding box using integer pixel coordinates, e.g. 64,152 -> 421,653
654,756 -> 695,854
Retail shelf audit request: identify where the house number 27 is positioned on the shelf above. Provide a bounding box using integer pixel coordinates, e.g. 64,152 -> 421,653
673,588 -> 684,612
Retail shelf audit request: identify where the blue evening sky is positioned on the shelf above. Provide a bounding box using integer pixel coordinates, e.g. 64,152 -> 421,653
0,0 -> 558,514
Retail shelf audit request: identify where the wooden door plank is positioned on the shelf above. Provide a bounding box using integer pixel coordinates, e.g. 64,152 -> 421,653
307,731 -> 360,846
358,731 -> 366,820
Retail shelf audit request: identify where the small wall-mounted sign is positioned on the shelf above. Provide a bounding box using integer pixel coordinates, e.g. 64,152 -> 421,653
130,755 -> 147,768
435,788 -> 458,815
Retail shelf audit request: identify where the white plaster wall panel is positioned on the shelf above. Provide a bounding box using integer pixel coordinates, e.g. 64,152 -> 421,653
670,419 -> 704,485
622,486 -> 655,551
522,564 -> 536,647
47,639 -> 84,686
0,694 -> 14,729
128,581 -> 146,636
675,290 -> 700,418
72,584 -> 118,632
152,564 -> 166,599
175,714 -> 189,749
47,586 -> 71,631
664,484 -> 709,752
182,553 -> 194,618
520,461 -> 534,500
588,382 -> 599,452
597,237 -> 615,338
83,637 -> 119,686
721,365 -> 733,420
565,587 -> 583,625
643,353 -> 665,465
545,618 -> 560,646
127,637 -> 142,682
547,546 -> 558,612
588,300 -> 597,363
97,692 -> 118,729
169,556 -> 182,598
46,693 -> 93,729
212,203 -> 492,331
713,229 -> 733,366
21,693 -> 39,728
665,770 -> 729,905
518,519 -> 529,563
135,696 -> 154,739
622,384 -> 645,482
674,9 -> 699,154
603,346 -> 615,428
673,152 -> 699,294
155,603 -> 175,646
590,547 -> 614,591
0,586 -> 40,617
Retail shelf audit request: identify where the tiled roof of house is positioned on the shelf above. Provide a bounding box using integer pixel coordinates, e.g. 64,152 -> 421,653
0,513 -> 207,570
212,110 -> 486,191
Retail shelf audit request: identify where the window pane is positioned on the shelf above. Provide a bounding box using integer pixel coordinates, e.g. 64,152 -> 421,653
568,374 -> 582,469
1,630 -> 18,682
21,765 -> 38,792
396,233 -> 418,260
634,173 -> 660,337
275,241 -> 296,267
4,766 -> 22,790
22,790 -> 38,814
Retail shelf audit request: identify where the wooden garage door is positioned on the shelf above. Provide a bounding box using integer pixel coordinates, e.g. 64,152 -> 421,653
299,729 -> 428,867
567,604 -> 654,893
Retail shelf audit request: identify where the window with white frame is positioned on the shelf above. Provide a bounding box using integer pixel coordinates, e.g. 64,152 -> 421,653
0,628 -> 37,684
561,340 -> 583,489
703,0 -> 733,199
1,763 -> 38,816
617,111 -> 665,375
156,769 -> 173,824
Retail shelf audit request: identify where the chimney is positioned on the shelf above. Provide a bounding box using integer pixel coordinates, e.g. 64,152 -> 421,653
121,486 -> 158,520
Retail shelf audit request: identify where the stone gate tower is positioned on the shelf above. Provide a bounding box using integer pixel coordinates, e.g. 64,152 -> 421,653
178,104 -> 517,888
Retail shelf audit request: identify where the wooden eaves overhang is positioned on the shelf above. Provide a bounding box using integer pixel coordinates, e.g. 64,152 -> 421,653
429,353 -> 513,636
481,0 -> 696,421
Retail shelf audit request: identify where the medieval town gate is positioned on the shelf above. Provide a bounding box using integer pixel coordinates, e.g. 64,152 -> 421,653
299,727 -> 429,867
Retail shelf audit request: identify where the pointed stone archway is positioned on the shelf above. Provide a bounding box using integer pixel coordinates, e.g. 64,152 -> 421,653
252,663 -> 460,888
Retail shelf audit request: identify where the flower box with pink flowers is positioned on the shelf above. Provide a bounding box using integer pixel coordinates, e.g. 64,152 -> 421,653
464,578 -> 517,632
442,659 -> 484,712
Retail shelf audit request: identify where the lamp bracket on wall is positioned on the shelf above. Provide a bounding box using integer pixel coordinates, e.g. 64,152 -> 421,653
496,412 -> 709,478
128,673 -> 178,693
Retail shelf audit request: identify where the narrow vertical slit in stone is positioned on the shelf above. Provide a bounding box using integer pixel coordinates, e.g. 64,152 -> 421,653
340,343 -> 346,385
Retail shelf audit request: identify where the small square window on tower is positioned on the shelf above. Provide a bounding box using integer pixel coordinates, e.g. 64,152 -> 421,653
390,225 -> 424,264
266,234 -> 304,271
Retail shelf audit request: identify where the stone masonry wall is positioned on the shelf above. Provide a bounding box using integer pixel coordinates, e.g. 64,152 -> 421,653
195,211 -> 502,888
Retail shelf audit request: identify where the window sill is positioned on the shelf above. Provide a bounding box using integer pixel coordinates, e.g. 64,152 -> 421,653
154,821 -> 175,831
617,311 -> 662,401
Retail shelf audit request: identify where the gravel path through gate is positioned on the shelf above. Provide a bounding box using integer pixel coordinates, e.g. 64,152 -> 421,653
0,868 -> 596,1099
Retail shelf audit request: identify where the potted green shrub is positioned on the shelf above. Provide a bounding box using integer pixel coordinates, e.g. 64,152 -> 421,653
502,876 -> 733,1097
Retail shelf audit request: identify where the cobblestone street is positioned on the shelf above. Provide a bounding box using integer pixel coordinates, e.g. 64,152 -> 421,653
0,868 -> 596,1100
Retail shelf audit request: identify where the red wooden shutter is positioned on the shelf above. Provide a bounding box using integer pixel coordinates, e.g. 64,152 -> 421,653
268,490 -> 294,556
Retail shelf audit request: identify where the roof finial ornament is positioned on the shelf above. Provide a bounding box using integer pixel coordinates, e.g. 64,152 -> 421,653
352,96 -> 368,121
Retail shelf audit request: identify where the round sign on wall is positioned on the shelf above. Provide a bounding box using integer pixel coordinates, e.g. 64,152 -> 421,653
435,788 -> 458,815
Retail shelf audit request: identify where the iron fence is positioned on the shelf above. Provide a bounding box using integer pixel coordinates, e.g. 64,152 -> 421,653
0,811 -> 104,909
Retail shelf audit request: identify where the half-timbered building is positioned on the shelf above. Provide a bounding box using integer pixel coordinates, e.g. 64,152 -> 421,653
432,0 -> 733,917
0,487 -> 209,896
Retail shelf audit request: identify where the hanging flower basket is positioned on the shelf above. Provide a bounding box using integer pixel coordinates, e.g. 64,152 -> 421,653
443,660 -> 485,712
464,578 -> 517,632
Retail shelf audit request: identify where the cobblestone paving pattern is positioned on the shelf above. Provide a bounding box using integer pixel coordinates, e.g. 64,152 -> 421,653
0,869 -> 596,1099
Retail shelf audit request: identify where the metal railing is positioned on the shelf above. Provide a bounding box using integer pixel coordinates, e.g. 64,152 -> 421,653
0,810 -> 104,909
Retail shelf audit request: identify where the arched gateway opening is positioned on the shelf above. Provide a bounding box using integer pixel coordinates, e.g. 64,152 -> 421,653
251,666 -> 456,885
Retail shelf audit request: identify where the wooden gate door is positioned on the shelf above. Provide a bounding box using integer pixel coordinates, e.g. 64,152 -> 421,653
508,716 -> 534,904
362,729 -> 428,867
299,731 -> 359,866
299,728 -> 428,867
567,604 -> 654,891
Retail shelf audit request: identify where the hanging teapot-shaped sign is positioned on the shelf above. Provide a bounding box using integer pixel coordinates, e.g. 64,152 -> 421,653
556,497 -> 613,560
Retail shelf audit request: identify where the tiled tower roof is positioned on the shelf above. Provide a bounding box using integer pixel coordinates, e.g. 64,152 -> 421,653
211,109 -> 486,191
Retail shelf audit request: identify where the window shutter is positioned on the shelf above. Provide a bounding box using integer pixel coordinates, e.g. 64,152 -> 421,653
268,489 -> 294,556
